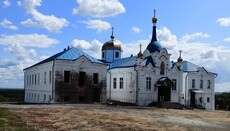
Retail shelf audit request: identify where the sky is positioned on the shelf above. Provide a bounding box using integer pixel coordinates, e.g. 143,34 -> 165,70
0,0 -> 230,92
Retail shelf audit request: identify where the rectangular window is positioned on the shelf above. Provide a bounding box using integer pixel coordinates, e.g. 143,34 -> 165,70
38,73 -> 40,85
207,80 -> 211,89
27,75 -> 29,85
64,71 -> 71,84
32,74 -> 34,85
102,52 -> 105,58
200,79 -> 203,89
146,77 -> 151,90
172,79 -> 177,90
49,70 -> 52,84
29,75 -> 31,85
113,78 -> 117,89
93,73 -> 99,84
207,97 -> 210,103
115,52 -> 119,58
35,74 -> 37,85
44,72 -> 46,84
120,77 -> 124,89
192,79 -> 195,88
44,94 -> 46,100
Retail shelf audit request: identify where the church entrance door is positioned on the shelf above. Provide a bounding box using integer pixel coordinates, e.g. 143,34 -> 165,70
158,85 -> 171,102
156,77 -> 172,102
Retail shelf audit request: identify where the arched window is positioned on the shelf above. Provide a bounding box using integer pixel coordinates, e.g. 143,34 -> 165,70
160,62 -> 165,75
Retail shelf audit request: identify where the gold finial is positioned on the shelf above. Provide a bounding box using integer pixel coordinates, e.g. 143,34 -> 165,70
110,27 -> 115,41
137,44 -> 143,59
177,50 -> 183,63
152,9 -> 157,24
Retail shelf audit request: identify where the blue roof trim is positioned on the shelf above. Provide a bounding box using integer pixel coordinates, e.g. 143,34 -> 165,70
24,47 -> 104,70
145,56 -> 155,67
109,56 -> 137,69
182,61 -> 200,72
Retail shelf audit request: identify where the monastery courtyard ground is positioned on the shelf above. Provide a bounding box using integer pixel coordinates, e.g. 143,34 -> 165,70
0,103 -> 229,131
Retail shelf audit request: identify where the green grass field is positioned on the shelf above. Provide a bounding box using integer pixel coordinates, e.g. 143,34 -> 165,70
0,108 -> 33,131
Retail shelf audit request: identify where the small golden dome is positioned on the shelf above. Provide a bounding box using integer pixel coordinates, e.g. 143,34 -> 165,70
177,50 -> 183,63
102,41 -> 122,51
137,51 -> 144,59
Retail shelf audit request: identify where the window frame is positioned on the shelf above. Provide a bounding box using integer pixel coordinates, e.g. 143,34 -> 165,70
146,77 -> 151,90
119,77 -> 124,89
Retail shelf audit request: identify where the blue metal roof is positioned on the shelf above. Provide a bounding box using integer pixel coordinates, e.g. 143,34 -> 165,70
109,56 -> 137,69
24,47 -> 103,70
146,41 -> 162,53
182,61 -> 200,72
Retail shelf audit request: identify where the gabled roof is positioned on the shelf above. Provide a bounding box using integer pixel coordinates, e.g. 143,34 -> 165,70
24,47 -> 104,70
109,56 -> 137,69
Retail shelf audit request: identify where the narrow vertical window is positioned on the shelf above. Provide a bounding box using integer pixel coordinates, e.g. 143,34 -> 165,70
29,75 -> 31,85
102,52 -> 105,58
115,52 -> 119,58
78,71 -> 86,86
146,77 -> 151,90
172,79 -> 177,90
32,74 -> 34,85
38,73 -> 40,85
44,72 -> 46,84
27,75 -> 29,85
120,77 -> 123,89
113,78 -> 117,89
64,71 -> 71,84
207,80 -> 211,89
34,74 -> 36,86
200,79 -> 203,89
93,73 -> 99,84
207,97 -> 210,103
160,62 -> 165,75
49,70 -> 52,84
192,79 -> 195,88
44,94 -> 46,100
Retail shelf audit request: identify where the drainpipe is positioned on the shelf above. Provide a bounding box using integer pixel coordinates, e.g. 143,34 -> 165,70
185,72 -> 190,106
107,69 -> 112,100
49,59 -> 55,103
134,66 -> 139,105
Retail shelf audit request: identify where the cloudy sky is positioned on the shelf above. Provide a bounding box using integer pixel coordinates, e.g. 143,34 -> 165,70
0,0 -> 230,92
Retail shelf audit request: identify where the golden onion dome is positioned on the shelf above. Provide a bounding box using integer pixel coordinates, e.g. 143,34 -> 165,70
101,40 -> 122,51
102,27 -> 122,51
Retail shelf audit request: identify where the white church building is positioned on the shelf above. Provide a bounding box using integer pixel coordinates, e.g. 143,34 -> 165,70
24,12 -> 217,110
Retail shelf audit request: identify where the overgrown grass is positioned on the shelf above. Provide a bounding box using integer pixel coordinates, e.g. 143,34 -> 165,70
0,108 -> 33,131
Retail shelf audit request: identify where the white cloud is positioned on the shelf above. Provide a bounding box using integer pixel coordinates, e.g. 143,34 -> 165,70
0,34 -> 59,48
72,0 -> 125,18
3,0 -> 11,7
132,27 -> 141,33
20,0 -> 69,33
0,19 -> 18,30
83,19 -> 111,32
181,32 -> 210,42
224,37 -> 230,42
71,39 -> 103,58
217,17 -> 230,27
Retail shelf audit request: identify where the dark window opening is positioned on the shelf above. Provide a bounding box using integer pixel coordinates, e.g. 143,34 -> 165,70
64,71 -> 71,83
102,52 -> 105,58
172,79 -> 177,90
192,79 -> 195,88
200,79 -> 203,89
113,78 -> 117,89
115,52 -> 119,58
160,62 -> 165,75
93,73 -> 99,84
79,96 -> 85,101
120,77 -> 123,89
207,97 -> 210,103
146,77 -> 151,90
64,96 -> 70,101
78,71 -> 86,87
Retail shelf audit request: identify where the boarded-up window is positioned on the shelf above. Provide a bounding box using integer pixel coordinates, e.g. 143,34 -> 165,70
93,73 -> 99,84
64,71 -> 71,84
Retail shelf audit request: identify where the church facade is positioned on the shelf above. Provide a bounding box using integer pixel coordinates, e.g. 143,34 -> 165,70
24,12 -> 216,110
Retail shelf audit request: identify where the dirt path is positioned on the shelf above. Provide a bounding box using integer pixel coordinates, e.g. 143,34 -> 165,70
2,104 -> 230,131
